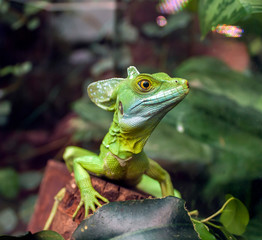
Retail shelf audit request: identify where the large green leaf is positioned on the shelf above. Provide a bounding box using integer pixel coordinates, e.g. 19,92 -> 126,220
175,57 -> 262,112
174,57 -> 262,157
172,56 -> 262,189
198,0 -> 262,36
146,120 -> 212,164
166,101 -> 262,160
72,197 -> 199,240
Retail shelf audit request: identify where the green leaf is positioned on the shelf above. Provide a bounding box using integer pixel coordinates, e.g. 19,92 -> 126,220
0,101 -> 11,125
220,195 -> 249,235
13,62 -> 32,76
19,171 -> 42,191
175,57 -> 262,112
11,19 -> 26,30
0,208 -> 18,233
169,56 -> 262,199
244,217 -> 262,240
0,0 -> 9,14
209,227 -> 238,240
73,197 -> 199,240
18,195 -> 38,224
198,0 -> 262,37
33,230 -> 64,240
24,3 -> 43,15
146,119 -> 212,164
119,20 -> 138,42
0,62 -> 32,77
220,227 -> 238,240
173,57 -> 262,186
0,101 -> 11,114
72,97 -> 112,141
27,18 -> 40,30
192,220 -> 217,240
0,231 -> 64,240
0,168 -> 19,199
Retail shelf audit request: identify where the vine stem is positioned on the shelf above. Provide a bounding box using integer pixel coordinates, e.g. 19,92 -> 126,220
200,197 -> 235,223
188,210 -> 199,216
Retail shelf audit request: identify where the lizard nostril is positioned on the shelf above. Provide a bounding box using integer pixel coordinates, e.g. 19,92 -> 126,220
186,81 -> 189,88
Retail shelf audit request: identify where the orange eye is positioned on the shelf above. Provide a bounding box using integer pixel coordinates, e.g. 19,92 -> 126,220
138,79 -> 151,91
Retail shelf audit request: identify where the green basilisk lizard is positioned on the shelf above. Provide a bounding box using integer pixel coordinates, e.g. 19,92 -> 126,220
44,66 -> 189,229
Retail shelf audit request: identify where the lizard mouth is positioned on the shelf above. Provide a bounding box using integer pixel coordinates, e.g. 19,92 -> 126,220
143,85 -> 188,105
130,84 -> 189,111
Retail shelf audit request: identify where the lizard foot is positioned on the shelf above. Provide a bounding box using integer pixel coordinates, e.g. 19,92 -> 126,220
73,190 -> 109,219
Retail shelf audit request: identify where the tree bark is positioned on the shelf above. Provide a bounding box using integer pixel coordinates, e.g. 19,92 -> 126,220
28,160 -> 150,240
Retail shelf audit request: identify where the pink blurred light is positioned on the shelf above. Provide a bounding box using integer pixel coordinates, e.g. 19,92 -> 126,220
157,0 -> 190,14
156,16 -> 167,27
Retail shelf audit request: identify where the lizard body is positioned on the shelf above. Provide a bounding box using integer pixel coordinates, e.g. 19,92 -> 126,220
60,66 -> 189,219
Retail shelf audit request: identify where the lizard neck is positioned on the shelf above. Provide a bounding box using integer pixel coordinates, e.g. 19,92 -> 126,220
102,112 -> 157,159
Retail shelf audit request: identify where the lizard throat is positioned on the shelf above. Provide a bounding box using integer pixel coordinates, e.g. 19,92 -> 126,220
102,117 -> 152,157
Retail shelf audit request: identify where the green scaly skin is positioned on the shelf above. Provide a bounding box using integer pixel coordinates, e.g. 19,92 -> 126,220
64,66 -> 189,218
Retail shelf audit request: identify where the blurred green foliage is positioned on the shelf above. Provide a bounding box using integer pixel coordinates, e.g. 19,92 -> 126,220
0,62 -> 32,77
174,57 -> 262,194
0,0 -> 44,30
0,101 -> 11,126
0,168 -> 19,199
0,0 -> 262,238
142,11 -> 192,38
0,168 -> 41,234
198,0 -> 262,37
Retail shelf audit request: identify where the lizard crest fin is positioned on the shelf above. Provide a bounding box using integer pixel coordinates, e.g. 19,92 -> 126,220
87,78 -> 124,111
87,66 -> 140,111
127,66 -> 140,79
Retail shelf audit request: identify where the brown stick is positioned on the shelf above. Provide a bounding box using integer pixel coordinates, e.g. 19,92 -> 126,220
28,160 -> 150,240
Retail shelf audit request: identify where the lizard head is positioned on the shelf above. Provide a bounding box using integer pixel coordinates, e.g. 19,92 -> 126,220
88,66 -> 189,131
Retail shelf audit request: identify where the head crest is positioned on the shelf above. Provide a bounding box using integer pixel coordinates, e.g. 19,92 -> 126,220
87,66 -> 140,111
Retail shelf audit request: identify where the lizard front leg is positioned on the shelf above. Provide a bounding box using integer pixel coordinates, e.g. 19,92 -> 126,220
137,158 -> 175,197
64,147 -> 109,218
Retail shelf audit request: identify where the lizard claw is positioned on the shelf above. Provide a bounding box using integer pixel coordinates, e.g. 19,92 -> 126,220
72,190 -> 109,219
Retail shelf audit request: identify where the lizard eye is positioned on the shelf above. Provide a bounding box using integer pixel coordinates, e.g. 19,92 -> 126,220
138,79 -> 151,91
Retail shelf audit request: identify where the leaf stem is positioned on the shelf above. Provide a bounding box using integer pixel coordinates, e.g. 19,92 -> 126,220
205,221 -> 222,229
200,197 -> 235,223
191,218 -> 222,230
188,210 -> 199,216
